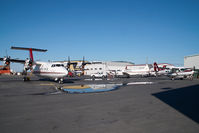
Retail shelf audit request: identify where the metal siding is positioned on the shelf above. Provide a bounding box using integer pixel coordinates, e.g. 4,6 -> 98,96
184,55 -> 199,69
84,61 -> 133,75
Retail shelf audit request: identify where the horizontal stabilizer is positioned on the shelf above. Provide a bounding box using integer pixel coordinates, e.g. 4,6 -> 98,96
11,46 -> 47,52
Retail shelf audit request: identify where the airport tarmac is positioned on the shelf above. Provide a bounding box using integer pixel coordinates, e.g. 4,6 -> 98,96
0,75 -> 199,133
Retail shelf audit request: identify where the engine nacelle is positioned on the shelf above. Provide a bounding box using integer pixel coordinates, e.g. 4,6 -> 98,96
3,57 -> 10,66
23,58 -> 33,71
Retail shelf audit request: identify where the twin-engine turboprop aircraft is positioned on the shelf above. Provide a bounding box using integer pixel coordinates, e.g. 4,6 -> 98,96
0,46 -> 68,84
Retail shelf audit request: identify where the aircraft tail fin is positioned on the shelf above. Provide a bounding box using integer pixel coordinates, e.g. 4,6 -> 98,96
11,46 -> 47,62
153,62 -> 159,72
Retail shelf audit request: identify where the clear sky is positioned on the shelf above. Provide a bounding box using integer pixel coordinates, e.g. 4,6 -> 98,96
0,0 -> 199,71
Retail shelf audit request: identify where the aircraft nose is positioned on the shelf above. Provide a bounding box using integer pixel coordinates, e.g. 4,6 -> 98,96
64,68 -> 68,76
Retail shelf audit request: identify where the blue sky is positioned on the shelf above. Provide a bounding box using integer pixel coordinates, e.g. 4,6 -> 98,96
0,0 -> 199,71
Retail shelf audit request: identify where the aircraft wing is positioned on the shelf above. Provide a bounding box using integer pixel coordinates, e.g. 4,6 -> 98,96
9,59 -> 25,63
0,57 -> 25,63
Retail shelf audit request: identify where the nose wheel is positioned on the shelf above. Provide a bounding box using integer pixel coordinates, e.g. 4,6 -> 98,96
58,78 -> 64,84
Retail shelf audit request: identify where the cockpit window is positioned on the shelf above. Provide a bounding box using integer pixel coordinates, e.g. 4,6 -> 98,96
51,64 -> 64,67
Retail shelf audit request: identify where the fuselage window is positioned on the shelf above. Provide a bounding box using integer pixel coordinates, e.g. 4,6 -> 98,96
52,64 -> 64,67
56,64 -> 61,67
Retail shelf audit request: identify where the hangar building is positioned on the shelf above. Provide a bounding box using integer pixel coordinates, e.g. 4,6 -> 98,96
84,61 -> 134,76
184,54 -> 199,69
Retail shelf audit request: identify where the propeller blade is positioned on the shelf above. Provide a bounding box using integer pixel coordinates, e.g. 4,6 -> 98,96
67,56 -> 71,69
81,56 -> 86,75
68,56 -> 71,64
0,57 -> 25,64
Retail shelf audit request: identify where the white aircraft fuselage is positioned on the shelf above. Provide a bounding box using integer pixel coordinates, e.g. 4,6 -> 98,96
32,61 -> 68,79
123,64 -> 152,76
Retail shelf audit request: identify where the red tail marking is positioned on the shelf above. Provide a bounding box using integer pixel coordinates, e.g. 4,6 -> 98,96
29,48 -> 34,62
154,62 -> 159,72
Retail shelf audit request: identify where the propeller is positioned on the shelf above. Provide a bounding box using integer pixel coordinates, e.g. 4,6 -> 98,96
0,55 -> 26,67
23,58 -> 33,74
3,56 -> 11,66
81,56 -> 86,75
67,56 -> 71,70
3,49 -> 10,66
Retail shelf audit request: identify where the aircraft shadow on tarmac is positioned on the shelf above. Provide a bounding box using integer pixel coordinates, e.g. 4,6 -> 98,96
152,85 -> 199,124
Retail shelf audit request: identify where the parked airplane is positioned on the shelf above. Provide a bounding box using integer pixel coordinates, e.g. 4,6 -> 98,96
168,67 -> 195,80
152,62 -> 195,79
151,62 -> 172,76
0,46 -> 68,83
123,62 -> 173,77
123,64 -> 153,77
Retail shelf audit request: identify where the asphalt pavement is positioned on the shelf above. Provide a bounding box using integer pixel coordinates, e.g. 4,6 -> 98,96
0,75 -> 199,133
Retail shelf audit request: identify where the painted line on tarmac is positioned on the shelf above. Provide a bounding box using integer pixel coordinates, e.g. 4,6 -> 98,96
84,79 -> 102,81
84,79 -> 111,81
40,83 -> 55,86
127,82 -> 154,85
62,85 -> 90,89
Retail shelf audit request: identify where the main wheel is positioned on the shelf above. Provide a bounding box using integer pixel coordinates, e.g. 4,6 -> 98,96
92,75 -> 95,80
27,77 -> 30,81
23,77 -> 30,81
59,78 -> 64,84
23,77 -> 27,81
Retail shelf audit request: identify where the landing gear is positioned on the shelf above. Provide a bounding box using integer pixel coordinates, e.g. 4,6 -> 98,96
92,75 -> 95,81
23,77 -> 30,81
58,78 -> 64,84
22,68 -> 30,82
171,77 -> 175,80
54,78 -> 64,84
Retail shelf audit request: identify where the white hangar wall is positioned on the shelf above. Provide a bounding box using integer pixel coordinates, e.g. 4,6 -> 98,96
184,54 -> 199,69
